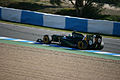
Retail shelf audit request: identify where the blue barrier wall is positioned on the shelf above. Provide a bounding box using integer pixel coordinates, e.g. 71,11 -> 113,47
65,17 -> 88,32
21,10 -> 43,26
0,8 -> 1,19
113,22 -> 120,36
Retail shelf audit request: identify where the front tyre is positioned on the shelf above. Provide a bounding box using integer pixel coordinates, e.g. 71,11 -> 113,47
78,40 -> 88,50
43,35 -> 51,44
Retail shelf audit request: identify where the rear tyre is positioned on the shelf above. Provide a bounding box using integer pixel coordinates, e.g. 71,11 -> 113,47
78,40 -> 88,50
43,35 -> 51,44
97,41 -> 104,50
58,38 -> 62,45
98,45 -> 104,50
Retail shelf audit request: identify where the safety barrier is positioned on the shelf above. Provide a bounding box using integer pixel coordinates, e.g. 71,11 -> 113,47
43,13 -> 66,29
1,7 -> 22,22
21,10 -> 43,26
88,19 -> 114,35
0,7 -> 120,36
113,22 -> 120,36
0,7 -> 1,19
65,17 -> 88,32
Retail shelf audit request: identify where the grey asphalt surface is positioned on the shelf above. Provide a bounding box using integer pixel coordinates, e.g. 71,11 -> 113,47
0,22 -> 120,53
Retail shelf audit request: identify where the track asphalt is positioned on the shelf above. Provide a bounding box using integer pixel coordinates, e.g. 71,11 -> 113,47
0,22 -> 120,53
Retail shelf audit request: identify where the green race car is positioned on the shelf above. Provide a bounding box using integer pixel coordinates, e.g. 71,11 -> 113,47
36,31 -> 104,50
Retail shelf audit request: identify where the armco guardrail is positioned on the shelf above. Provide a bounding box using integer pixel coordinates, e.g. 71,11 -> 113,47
0,7 -> 120,36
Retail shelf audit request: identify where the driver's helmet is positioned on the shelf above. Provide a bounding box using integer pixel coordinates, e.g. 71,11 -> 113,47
72,31 -> 76,36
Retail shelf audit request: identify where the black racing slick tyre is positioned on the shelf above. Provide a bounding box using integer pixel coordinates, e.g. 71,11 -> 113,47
43,35 -> 51,44
97,42 -> 104,50
78,40 -> 88,50
98,45 -> 104,50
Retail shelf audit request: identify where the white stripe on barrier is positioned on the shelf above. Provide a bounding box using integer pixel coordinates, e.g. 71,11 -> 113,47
43,14 -> 65,29
1,7 -> 22,22
88,19 -> 114,34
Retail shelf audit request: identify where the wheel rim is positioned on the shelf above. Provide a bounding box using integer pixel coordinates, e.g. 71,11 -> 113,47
43,36 -> 49,44
78,41 -> 84,49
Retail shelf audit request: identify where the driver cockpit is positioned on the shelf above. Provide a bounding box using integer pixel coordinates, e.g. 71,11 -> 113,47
72,31 -> 84,38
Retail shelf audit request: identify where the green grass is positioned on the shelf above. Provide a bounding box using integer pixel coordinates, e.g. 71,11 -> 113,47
0,20 -> 120,39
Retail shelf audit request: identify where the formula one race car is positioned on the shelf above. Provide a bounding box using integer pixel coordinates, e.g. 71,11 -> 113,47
36,31 -> 104,50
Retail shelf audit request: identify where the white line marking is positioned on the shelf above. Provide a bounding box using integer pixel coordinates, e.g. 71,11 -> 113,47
95,52 -> 111,54
13,39 -> 27,41
113,55 -> 120,57
0,37 -> 10,39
